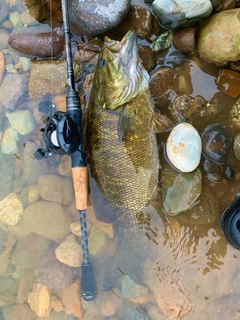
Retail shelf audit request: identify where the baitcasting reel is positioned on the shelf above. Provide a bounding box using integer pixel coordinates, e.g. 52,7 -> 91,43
34,102 -> 81,160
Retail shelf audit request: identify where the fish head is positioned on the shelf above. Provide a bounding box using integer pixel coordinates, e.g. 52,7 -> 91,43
94,29 -> 149,110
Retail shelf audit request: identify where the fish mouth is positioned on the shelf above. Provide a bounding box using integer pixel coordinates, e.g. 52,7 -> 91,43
104,29 -> 137,57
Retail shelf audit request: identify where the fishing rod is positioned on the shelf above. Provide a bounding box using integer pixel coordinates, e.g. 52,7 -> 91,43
34,0 -> 97,301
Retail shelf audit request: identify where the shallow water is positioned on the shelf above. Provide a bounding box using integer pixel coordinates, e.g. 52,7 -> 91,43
1,0 -> 240,320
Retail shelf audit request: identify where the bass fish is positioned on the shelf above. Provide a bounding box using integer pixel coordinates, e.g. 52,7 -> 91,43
88,29 -> 172,244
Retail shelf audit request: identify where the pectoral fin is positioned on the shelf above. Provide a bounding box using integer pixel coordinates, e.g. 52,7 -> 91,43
118,104 -> 136,140
152,112 -> 174,133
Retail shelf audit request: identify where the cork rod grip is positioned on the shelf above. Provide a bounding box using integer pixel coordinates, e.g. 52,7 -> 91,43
72,167 -> 88,210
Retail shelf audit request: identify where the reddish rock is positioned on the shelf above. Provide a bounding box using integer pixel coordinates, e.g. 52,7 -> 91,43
216,68 -> 240,98
105,5 -> 162,40
173,26 -> 198,52
8,26 -> 64,59
149,67 -> 177,108
61,279 -> 83,319
138,45 -> 156,73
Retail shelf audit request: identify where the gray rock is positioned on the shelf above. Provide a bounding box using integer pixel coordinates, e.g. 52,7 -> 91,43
0,227 -> 7,255
69,0 -> 131,36
0,276 -> 19,307
23,142 -> 49,185
152,0 -> 213,29
0,29 -> 10,50
0,0 -> 10,25
0,73 -> 28,110
0,152 -> 14,201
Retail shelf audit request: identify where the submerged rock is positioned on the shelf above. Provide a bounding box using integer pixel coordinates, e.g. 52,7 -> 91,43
0,73 -> 28,110
0,193 -> 24,226
6,110 -> 36,135
23,201 -> 70,242
55,234 -> 83,267
216,68 -> 240,98
161,164 -> 202,215
152,0 -> 212,29
0,276 -> 19,307
27,283 -> 51,318
37,252 -> 75,289
1,127 -> 19,154
69,0 -> 130,36
198,9 -> 240,65
37,174 -> 74,205
0,152 -> 14,200
28,60 -> 81,99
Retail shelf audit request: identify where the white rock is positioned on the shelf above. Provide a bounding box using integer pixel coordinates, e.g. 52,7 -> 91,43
166,123 -> 202,173
55,234 -> 83,267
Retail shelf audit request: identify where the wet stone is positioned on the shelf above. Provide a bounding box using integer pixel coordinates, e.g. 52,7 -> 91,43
12,303 -> 36,320
138,45 -> 156,73
8,25 -> 64,59
0,29 -> 10,50
0,192 -> 24,226
172,26 -> 198,52
201,123 -> 232,165
0,0 -> 10,24
0,152 -> 14,201
198,9 -> 240,65
166,123 -> 202,173
202,158 -> 223,183
169,95 -> 221,122
37,174 -> 74,205
69,0 -> 130,37
60,279 -> 83,319
152,0 -> 213,29
37,252 -> 75,289
0,276 -> 19,307
216,69 -> 240,98
177,186 -> 219,224
23,201 -> 70,243
28,60 -> 81,99
11,232 -> 53,269
55,234 -> 83,267
6,110 -> 36,135
1,127 -> 19,155
0,51 -> 5,85
27,283 -> 51,318
0,73 -> 28,110
149,66 -> 177,108
161,164 -> 202,215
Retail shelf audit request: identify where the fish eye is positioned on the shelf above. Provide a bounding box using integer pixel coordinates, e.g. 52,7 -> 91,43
99,59 -> 106,68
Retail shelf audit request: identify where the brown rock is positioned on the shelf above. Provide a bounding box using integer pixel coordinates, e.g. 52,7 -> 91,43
216,68 -> 240,98
38,252 -> 75,289
28,283 -> 51,318
105,5 -> 162,40
61,279 -> 83,319
138,45 -> 156,73
8,26 -> 64,59
0,51 -> 4,85
58,154 -> 71,176
149,67 -> 177,108
11,232 -> 53,269
37,174 -> 73,205
173,26 -> 198,52
12,303 -> 37,320
96,290 -> 122,317
17,275 -> 34,304
28,60 -> 81,99
51,295 -> 64,313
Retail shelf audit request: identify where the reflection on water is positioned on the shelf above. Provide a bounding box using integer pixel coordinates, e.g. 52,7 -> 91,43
1,1 -> 240,320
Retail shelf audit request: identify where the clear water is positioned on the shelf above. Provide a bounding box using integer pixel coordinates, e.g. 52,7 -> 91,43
1,1 -> 240,320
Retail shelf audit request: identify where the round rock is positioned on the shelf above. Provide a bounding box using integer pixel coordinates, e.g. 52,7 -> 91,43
166,123 -> 202,173
69,0 -> 130,36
